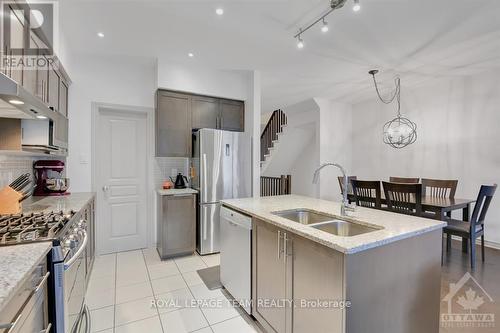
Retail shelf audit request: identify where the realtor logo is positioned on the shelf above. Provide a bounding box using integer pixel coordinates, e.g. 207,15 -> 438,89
1,1 -> 56,55
441,272 -> 495,328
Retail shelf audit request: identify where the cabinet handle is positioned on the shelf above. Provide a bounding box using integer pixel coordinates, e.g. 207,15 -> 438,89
40,323 -> 52,333
283,233 -> 289,262
34,271 -> 50,293
220,117 -> 224,129
277,230 -> 282,259
0,312 -> 22,330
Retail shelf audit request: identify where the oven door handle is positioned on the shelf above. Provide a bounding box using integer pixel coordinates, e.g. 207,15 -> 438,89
64,230 -> 88,270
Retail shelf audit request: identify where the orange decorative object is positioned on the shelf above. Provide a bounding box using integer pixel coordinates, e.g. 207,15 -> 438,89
163,180 -> 174,189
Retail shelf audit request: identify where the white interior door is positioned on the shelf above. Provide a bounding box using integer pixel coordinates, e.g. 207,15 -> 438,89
96,107 -> 148,254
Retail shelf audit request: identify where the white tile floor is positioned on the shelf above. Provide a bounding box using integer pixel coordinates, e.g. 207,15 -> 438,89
87,249 -> 262,333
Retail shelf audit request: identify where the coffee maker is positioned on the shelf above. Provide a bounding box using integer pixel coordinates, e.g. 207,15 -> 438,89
33,160 -> 70,196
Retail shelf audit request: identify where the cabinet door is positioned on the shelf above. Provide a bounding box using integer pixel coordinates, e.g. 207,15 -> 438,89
191,95 -> 219,129
253,219 -> 287,333
291,234 -> 344,333
7,6 -> 24,84
162,195 -> 195,256
156,91 -> 192,157
47,63 -> 60,111
220,99 -> 244,132
22,36 -> 39,96
36,54 -> 48,103
59,80 -> 68,116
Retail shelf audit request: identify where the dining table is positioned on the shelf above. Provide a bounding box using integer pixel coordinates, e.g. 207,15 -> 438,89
347,193 -> 476,253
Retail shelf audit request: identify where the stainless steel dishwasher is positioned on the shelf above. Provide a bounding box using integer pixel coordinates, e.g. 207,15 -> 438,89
220,206 -> 252,314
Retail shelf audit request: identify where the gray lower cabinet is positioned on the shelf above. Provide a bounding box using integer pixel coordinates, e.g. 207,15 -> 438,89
157,194 -> 196,258
0,260 -> 50,333
156,90 -> 192,157
252,218 -> 344,333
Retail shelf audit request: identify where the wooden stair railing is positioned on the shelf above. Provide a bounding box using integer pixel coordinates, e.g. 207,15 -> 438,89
261,175 -> 291,197
261,109 -> 287,162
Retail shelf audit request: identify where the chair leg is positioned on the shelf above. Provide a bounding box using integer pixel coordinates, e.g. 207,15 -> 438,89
481,235 -> 485,262
462,237 -> 468,253
470,237 -> 476,270
446,234 -> 451,253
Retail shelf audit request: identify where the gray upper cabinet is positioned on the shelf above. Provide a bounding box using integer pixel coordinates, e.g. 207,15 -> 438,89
155,89 -> 245,157
156,90 -> 192,157
59,80 -> 69,117
220,99 -> 244,131
191,95 -> 219,129
47,63 -> 60,112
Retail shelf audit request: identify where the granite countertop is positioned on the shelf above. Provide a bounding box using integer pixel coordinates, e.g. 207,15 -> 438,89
21,192 -> 95,214
221,195 -> 446,254
157,188 -> 198,195
0,242 -> 52,313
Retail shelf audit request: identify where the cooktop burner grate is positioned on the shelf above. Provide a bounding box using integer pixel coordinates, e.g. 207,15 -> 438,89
0,211 -> 75,245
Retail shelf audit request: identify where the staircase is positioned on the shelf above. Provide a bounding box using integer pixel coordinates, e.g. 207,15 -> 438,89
260,109 -> 287,164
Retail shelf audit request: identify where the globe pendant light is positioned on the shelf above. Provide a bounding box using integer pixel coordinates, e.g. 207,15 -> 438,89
369,70 -> 417,149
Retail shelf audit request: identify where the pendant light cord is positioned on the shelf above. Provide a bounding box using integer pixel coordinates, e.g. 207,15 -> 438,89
370,73 -> 401,116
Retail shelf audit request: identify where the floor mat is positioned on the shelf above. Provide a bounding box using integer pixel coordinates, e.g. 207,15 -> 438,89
197,265 -> 222,290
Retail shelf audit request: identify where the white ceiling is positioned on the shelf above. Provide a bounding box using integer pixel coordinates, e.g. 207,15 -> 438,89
59,0 -> 500,112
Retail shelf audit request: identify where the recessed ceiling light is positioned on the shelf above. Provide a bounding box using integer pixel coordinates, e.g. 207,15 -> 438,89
36,115 -> 48,120
215,8 -> 224,15
9,99 -> 24,105
97,32 -> 105,38
188,53 -> 194,58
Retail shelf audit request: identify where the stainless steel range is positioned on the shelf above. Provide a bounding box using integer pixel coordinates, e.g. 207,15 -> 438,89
0,207 -> 94,333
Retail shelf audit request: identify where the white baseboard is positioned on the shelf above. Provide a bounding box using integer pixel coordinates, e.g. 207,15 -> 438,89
450,235 -> 500,250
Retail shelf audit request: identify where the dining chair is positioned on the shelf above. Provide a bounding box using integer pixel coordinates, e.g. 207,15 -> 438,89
422,179 -> 458,198
351,180 -> 382,209
443,184 -> 497,269
337,176 -> 357,196
382,182 -> 422,216
389,177 -> 420,184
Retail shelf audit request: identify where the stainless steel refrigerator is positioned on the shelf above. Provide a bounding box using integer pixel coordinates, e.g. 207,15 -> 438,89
192,129 -> 252,255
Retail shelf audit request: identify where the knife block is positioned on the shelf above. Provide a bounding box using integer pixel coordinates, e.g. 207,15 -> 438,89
0,186 -> 22,214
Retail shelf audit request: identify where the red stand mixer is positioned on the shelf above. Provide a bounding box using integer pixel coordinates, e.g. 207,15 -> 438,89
33,160 -> 70,196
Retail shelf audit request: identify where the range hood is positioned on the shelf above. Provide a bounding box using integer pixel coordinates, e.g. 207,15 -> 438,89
0,73 -> 52,120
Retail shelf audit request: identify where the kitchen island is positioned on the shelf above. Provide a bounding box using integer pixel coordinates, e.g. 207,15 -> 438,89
221,195 -> 446,333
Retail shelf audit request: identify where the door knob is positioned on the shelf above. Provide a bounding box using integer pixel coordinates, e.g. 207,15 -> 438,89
102,185 -> 109,192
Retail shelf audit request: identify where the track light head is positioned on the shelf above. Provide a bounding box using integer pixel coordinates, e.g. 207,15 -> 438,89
297,36 -> 304,49
321,19 -> 329,33
353,0 -> 361,12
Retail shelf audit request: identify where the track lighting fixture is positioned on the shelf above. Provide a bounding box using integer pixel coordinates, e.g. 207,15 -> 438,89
294,0 -> 361,48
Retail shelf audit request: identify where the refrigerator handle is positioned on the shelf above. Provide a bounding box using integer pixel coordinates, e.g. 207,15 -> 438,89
225,144 -> 230,156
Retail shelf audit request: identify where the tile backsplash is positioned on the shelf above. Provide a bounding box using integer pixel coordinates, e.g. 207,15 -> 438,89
0,155 -> 64,188
153,157 -> 190,189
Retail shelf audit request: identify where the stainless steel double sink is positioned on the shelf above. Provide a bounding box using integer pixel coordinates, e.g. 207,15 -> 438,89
271,209 -> 380,237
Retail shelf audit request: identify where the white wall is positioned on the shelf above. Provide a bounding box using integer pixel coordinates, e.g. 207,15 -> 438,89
351,70 -> 500,245
156,59 -> 249,101
317,100 -> 353,202
67,55 -> 156,191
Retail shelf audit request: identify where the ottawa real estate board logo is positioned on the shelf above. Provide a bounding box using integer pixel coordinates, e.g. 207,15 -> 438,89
441,272 -> 495,329
1,1 -> 58,71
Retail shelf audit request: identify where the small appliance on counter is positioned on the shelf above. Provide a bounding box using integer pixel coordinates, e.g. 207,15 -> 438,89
170,173 -> 189,189
33,160 -> 70,196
